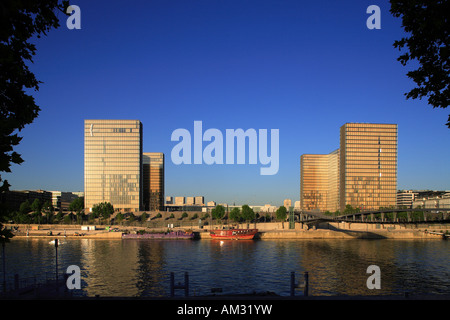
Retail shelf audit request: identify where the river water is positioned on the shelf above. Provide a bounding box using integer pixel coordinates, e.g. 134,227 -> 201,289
2,238 -> 450,298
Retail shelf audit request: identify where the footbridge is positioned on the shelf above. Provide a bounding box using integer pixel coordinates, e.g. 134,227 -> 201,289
294,208 -> 450,225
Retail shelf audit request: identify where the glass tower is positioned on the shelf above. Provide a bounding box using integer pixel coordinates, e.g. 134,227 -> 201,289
84,120 -> 143,212
300,123 -> 397,213
143,152 -> 165,211
339,123 -> 397,211
300,149 -> 340,212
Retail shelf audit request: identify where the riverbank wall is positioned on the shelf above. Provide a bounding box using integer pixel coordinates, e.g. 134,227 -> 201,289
5,222 -> 449,240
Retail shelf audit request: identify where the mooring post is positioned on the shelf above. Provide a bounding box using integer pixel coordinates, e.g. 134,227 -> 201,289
170,272 -> 189,297
290,271 -> 309,297
290,272 -> 295,297
304,272 -> 309,297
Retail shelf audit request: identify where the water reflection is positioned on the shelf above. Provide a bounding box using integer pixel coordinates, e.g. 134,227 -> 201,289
3,238 -> 450,297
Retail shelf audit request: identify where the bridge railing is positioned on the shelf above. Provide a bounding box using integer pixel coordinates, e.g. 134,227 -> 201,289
293,208 -> 450,223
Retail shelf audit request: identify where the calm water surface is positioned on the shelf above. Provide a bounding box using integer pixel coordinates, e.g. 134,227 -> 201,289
3,238 -> 450,297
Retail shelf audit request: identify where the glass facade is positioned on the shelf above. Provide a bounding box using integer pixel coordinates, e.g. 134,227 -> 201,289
84,120 -> 143,212
143,152 -> 164,211
300,123 -> 397,213
327,149 -> 340,212
300,149 -> 340,212
340,123 -> 397,211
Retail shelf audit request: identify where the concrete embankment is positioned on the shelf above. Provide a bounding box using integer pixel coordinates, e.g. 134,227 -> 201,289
6,222 -> 449,240
197,229 -> 446,240
12,231 -> 124,240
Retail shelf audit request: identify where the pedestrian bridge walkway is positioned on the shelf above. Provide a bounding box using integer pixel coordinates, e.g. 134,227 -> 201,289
294,208 -> 450,225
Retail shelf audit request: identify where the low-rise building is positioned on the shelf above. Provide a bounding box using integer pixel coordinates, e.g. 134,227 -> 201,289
412,191 -> 450,209
397,190 -> 418,208
0,189 -> 52,212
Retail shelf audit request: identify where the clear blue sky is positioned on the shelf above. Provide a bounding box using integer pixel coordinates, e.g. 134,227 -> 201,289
4,0 -> 450,206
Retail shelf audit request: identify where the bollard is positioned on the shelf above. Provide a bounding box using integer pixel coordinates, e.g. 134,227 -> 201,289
303,272 -> 309,297
290,272 -> 295,297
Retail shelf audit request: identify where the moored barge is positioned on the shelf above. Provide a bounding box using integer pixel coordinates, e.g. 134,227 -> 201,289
122,230 -> 195,240
210,228 -> 258,240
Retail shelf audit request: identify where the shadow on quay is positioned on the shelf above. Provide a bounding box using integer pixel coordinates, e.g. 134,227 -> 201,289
325,224 -> 388,239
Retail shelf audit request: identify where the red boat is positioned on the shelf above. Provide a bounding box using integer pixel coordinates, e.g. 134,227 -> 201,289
210,228 -> 258,240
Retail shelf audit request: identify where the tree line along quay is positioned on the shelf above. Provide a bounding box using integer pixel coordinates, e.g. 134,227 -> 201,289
2,198 -> 449,240
2,198 -> 288,231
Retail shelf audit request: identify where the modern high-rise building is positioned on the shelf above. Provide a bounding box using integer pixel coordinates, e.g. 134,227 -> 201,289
339,123 -> 397,211
300,149 -> 339,212
327,149 -> 340,212
300,154 -> 328,211
84,120 -> 143,212
143,152 -> 164,211
300,123 -> 397,213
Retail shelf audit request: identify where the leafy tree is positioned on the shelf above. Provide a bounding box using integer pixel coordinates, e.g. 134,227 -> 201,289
69,197 -> 84,215
75,211 -> 84,224
276,206 -> 287,221
211,205 -> 225,221
390,0 -> 449,127
181,212 -> 188,219
128,212 -> 136,223
30,198 -> 42,223
115,212 -> 124,225
140,212 -> 148,223
19,200 -> 31,215
92,202 -> 114,224
55,210 -> 64,223
0,0 -> 69,194
64,213 -> 74,224
42,200 -> 54,224
229,207 -> 241,223
343,204 -> 356,215
201,213 -> 210,220
241,205 -> 255,222
30,198 -> 42,214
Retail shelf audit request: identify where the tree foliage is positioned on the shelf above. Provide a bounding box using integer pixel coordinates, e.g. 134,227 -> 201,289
30,198 -> 42,214
241,205 -> 255,222
390,0 -> 449,127
115,212 -> 124,224
229,207 -> 241,222
0,0 -> 69,193
92,202 -> 114,222
211,205 -> 225,221
343,204 -> 360,214
69,197 -> 84,214
276,206 -> 287,221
